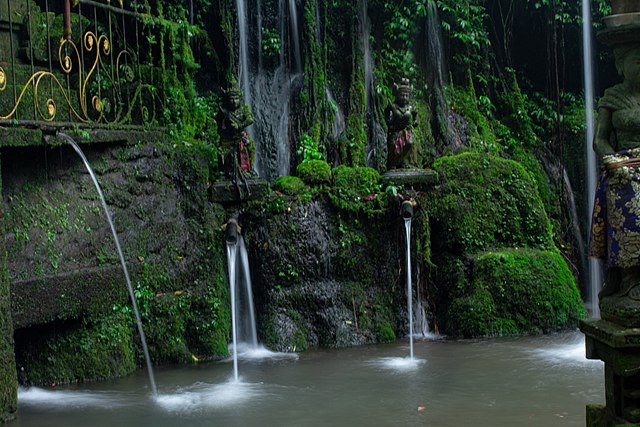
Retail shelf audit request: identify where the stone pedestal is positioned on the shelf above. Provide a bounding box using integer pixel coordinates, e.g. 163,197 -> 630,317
581,319 -> 640,426
381,168 -> 438,189
209,178 -> 269,204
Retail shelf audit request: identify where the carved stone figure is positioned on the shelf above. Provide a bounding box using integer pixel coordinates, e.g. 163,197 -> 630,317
385,77 -> 420,170
217,85 -> 255,177
581,3 -> 640,425
589,42 -> 640,326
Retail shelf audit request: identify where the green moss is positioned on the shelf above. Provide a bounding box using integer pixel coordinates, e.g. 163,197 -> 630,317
274,176 -> 307,195
446,249 -> 587,337
448,80 -> 500,154
296,160 -> 332,185
430,152 -> 554,253
16,312 -> 136,385
0,155 -> 17,422
329,166 -> 388,215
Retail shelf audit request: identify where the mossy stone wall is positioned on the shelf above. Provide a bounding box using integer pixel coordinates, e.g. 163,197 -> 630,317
3,131 -> 230,385
0,154 -> 17,423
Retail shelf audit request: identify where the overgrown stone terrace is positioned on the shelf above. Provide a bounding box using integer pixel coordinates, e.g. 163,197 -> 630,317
0,0 -> 603,422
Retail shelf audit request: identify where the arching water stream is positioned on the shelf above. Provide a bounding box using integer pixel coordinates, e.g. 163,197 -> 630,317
58,133 -> 157,396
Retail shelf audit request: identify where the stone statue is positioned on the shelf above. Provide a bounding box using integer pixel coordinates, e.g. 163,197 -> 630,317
217,85 -> 255,177
589,42 -> 640,326
385,77 -> 420,170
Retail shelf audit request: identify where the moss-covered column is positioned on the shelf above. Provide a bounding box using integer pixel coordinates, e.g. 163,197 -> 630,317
0,153 -> 18,423
343,10 -> 366,167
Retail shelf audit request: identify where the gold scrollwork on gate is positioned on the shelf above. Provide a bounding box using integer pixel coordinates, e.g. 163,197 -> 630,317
0,26 -> 156,127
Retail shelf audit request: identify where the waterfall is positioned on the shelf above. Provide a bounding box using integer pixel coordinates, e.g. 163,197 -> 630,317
237,0 -> 297,179
288,0 -> 302,73
359,0 -> 385,168
425,0 -> 459,148
582,0 -> 602,318
226,242 -> 240,382
325,87 -> 345,141
404,218 -> 414,360
237,236 -> 259,347
236,0 -> 252,109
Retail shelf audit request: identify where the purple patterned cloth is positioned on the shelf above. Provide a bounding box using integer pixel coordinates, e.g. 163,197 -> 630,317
590,149 -> 640,268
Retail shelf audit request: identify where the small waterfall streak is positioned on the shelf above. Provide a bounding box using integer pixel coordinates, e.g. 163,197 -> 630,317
325,87 -> 345,140
238,236 -> 258,347
582,0 -> 602,318
404,218 -> 414,360
59,133 -> 157,396
236,0 -> 251,107
288,0 -> 302,73
226,242 -> 240,382
360,0 -> 373,110
563,170 -> 587,277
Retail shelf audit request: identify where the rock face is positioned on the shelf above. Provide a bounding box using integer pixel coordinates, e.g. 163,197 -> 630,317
3,131 -> 230,385
428,153 -> 587,336
244,199 -> 410,351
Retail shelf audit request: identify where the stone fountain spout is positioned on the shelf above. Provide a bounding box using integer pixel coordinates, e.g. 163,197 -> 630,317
401,199 -> 416,220
224,218 -> 241,245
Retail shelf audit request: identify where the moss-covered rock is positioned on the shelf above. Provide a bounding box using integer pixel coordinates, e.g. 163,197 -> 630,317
430,152 -> 554,254
15,313 -> 136,385
296,160 -> 332,185
328,166 -> 387,215
446,249 -> 587,337
274,176 -> 307,195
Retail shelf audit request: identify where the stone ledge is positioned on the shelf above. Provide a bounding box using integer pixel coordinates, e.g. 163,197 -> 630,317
381,168 -> 439,189
10,265 -> 132,330
210,178 -> 270,204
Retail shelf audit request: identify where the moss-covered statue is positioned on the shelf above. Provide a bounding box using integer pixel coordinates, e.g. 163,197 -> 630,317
385,77 -> 420,170
217,85 -> 255,178
590,41 -> 640,326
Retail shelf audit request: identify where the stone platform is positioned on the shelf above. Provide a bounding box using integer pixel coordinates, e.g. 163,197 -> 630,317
209,178 -> 269,204
581,318 -> 640,426
381,168 -> 438,189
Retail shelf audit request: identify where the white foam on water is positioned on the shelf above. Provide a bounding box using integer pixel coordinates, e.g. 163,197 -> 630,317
18,387 -> 128,409
371,357 -> 426,372
225,343 -> 299,362
533,334 -> 602,366
154,380 -> 262,413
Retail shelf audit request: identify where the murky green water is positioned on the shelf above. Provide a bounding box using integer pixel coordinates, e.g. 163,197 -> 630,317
14,331 -> 603,427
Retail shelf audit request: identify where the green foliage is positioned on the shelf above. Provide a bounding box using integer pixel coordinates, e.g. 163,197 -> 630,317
297,160 -> 332,185
261,27 -> 281,59
370,0 -> 426,84
447,249 -> 587,337
17,313 -> 136,385
437,0 -> 490,75
430,152 -> 554,253
448,83 -> 501,153
297,132 -> 326,163
329,166 -> 387,215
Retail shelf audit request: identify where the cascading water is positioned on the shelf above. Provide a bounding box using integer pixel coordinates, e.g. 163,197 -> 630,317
288,0 -> 302,73
237,236 -> 259,347
237,0 -> 298,179
359,0 -> 385,168
425,0 -> 459,147
58,133 -> 157,396
404,216 -> 414,360
582,0 -> 602,318
226,240 -> 240,382
236,0 -> 252,110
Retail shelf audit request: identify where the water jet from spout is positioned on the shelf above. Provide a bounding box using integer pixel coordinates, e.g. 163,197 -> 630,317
58,132 -> 157,396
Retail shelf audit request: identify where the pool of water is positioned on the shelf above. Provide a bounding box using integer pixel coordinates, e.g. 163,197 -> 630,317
14,331 -> 603,427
